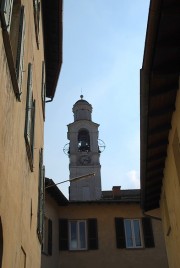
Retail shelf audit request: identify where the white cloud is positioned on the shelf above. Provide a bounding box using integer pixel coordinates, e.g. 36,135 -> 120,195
127,170 -> 140,189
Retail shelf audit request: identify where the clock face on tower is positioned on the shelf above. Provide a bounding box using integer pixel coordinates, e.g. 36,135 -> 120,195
79,155 -> 91,165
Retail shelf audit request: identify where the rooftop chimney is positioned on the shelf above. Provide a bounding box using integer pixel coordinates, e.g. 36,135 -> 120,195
112,186 -> 121,199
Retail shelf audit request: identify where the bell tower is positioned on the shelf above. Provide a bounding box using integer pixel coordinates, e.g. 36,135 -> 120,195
65,95 -> 105,201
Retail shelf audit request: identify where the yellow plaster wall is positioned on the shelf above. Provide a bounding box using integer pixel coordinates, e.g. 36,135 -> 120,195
43,197 -> 168,268
41,195 -> 60,268
0,1 -> 45,267
160,84 -> 180,268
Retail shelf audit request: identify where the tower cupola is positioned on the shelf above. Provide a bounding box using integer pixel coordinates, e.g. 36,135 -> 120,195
73,95 -> 92,121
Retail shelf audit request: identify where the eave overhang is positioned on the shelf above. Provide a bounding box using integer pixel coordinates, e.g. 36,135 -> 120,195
140,0 -> 180,211
45,178 -> 68,206
42,0 -> 63,100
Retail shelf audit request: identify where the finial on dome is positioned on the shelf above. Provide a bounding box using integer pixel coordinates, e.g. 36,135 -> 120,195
80,94 -> 83,99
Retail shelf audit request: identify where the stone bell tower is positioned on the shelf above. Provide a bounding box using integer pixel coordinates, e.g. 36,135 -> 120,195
65,95 -> 104,201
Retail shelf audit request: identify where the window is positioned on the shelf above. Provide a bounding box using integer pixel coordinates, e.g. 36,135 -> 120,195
69,220 -> 87,250
0,0 -> 25,99
24,63 -> 36,171
124,219 -> 143,248
115,217 -> 154,249
59,218 -> 98,251
42,217 -> 52,255
37,149 -> 45,243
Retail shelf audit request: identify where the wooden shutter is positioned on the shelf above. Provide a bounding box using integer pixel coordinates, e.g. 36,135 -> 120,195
59,219 -> 68,251
41,61 -> 46,119
88,218 -> 98,250
16,5 -> 25,91
48,219 -> 52,255
115,218 -> 126,248
37,149 -> 45,243
31,100 -> 36,161
25,63 -> 33,145
142,217 -> 155,248
0,0 -> 13,31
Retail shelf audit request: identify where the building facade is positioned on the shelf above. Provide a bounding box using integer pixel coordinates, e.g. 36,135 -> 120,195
140,0 -> 180,267
42,181 -> 168,268
0,0 -> 62,267
42,95 -> 168,267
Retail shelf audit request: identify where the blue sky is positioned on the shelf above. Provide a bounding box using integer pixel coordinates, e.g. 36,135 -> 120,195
44,1 -> 150,198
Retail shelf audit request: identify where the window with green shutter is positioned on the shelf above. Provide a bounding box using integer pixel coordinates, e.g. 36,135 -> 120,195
24,63 -> 36,171
0,0 -> 14,31
115,217 -> 155,249
37,149 -> 45,243
15,5 -> 25,92
0,0 -> 26,99
59,218 -> 98,251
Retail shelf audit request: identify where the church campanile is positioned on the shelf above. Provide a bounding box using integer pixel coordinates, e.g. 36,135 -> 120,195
65,95 -> 104,201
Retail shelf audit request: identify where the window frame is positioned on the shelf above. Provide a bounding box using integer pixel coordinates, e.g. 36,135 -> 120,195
68,220 -> 88,251
124,219 -> 143,249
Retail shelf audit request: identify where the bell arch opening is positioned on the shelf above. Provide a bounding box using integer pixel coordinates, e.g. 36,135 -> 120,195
78,129 -> 90,152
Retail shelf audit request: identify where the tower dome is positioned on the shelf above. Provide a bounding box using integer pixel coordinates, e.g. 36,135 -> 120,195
73,95 -> 92,121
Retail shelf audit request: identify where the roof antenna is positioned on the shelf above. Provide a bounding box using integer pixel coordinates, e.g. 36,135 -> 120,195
80,88 -> 83,99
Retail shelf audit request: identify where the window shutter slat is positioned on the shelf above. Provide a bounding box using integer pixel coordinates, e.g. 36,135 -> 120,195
88,218 -> 98,250
16,5 -> 25,89
0,0 -> 13,30
59,219 -> 68,251
115,218 -> 126,248
142,217 -> 155,248
48,219 -> 52,255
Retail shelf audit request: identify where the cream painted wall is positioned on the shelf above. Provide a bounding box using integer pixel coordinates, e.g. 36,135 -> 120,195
0,0 -> 45,267
42,194 -> 168,268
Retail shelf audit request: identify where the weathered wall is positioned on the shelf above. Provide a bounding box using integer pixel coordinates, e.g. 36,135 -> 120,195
0,0 -> 45,267
160,84 -> 180,268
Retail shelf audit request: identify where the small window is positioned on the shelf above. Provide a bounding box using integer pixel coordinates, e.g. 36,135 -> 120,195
115,217 -> 154,249
1,0 -> 26,99
59,218 -> 98,251
124,219 -> 143,248
69,220 -> 87,250
24,63 -> 35,171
